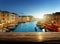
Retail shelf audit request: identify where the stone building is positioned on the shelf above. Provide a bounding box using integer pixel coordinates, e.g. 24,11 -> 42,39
0,11 -> 19,32
52,12 -> 60,26
19,16 -> 34,23
7,13 -> 19,29
44,12 -> 60,26
37,12 -> 60,32
0,11 -> 34,32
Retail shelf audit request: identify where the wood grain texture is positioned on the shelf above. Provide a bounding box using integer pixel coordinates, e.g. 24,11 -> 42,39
0,32 -> 60,42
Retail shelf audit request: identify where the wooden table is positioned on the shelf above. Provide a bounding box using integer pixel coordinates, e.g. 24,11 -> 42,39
0,32 -> 60,43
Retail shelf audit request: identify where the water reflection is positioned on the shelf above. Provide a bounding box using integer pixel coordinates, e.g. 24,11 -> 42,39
11,21 -> 43,32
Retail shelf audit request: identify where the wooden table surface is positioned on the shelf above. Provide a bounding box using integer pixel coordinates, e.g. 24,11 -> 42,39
0,32 -> 60,43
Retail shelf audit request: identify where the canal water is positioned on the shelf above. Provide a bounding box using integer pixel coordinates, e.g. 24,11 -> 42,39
11,21 -> 43,32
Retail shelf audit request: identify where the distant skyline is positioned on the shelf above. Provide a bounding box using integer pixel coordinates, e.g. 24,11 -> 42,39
0,0 -> 60,18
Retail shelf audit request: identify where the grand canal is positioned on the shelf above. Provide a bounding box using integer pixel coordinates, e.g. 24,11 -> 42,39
11,21 -> 43,32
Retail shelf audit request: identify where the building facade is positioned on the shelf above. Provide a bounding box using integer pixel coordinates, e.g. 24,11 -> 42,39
19,16 -> 34,23
0,11 -> 19,32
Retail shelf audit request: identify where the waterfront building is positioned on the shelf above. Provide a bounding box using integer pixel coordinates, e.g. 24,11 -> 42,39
0,11 -> 34,32
37,12 -> 60,32
0,11 -> 19,32
19,16 -> 34,23
52,12 -> 60,26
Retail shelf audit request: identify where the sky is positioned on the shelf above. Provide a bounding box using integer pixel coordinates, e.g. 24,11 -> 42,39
0,0 -> 60,18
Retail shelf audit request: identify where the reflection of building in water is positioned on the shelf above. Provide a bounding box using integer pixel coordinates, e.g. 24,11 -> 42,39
37,12 -> 60,32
